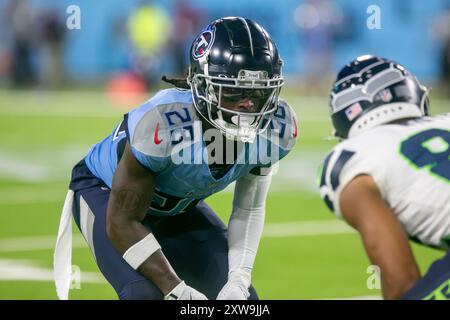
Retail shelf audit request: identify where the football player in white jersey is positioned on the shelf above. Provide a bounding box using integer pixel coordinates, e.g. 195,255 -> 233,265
319,55 -> 450,300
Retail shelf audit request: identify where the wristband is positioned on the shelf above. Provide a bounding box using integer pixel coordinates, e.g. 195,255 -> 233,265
123,233 -> 161,269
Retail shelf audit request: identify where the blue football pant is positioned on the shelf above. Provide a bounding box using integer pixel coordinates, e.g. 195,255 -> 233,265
71,183 -> 259,300
403,250 -> 450,300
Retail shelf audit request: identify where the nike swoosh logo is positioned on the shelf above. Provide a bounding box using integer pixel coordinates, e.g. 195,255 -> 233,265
154,123 -> 163,145
293,117 -> 298,138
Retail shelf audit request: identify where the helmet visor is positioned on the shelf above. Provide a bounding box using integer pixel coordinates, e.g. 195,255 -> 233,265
219,86 -> 277,114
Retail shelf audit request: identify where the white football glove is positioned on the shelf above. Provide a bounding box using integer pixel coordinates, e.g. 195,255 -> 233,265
164,281 -> 208,300
217,271 -> 250,300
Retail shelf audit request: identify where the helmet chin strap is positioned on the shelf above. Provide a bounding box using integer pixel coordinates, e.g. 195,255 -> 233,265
193,105 -> 256,143
216,117 -> 257,143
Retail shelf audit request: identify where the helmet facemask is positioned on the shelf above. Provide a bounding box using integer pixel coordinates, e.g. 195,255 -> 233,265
189,69 -> 283,143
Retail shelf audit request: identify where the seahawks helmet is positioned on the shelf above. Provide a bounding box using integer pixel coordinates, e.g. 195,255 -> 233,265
187,17 -> 284,143
330,55 -> 429,139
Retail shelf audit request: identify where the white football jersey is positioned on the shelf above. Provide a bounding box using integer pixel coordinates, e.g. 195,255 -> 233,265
319,114 -> 450,249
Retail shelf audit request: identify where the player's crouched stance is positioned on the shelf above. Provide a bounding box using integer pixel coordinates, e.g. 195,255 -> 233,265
53,17 -> 297,300
319,55 -> 450,300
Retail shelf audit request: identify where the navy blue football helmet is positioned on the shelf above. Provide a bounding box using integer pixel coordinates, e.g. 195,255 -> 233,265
187,17 -> 284,143
330,55 -> 429,139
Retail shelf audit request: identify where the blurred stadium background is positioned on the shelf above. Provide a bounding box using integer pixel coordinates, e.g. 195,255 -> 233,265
0,0 -> 449,299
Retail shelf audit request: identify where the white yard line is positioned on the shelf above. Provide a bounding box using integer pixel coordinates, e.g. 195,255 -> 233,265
0,220 -> 355,253
0,235 -> 86,253
0,146 -> 89,183
0,257 -> 380,300
0,144 -> 323,188
0,257 -> 379,300
0,220 -> 364,299
0,258 -> 105,283
263,220 -> 355,238
0,91 -> 447,120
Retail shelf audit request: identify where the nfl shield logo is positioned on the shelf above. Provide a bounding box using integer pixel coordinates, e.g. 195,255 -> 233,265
378,89 -> 393,102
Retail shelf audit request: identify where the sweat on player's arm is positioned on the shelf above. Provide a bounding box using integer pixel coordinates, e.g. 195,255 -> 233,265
339,174 -> 420,299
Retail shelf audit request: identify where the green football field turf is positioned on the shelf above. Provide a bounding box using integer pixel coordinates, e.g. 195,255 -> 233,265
0,88 -> 447,299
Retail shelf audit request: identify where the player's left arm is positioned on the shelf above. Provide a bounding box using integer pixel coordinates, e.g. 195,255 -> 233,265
340,174 -> 421,300
216,167 -> 273,300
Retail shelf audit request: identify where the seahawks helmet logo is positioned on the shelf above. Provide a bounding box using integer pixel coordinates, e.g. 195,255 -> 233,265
192,27 -> 215,60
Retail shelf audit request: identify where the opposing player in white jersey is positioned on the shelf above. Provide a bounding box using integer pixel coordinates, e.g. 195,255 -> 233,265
319,55 -> 450,300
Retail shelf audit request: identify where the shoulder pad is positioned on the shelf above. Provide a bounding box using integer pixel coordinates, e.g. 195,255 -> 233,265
127,89 -> 198,158
318,140 -> 381,217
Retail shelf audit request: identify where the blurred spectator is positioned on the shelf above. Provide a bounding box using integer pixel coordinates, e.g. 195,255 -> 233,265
107,14 -> 132,71
38,9 -> 67,89
293,0 -> 346,92
0,50 -> 11,81
127,0 -> 172,85
4,0 -> 36,87
169,0 -> 203,77
433,6 -> 450,95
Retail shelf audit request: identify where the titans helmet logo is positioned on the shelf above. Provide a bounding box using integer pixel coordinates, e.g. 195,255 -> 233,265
192,26 -> 215,60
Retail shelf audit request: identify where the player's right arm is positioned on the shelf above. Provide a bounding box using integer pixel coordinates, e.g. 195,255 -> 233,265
339,174 -> 421,299
106,141 -> 206,299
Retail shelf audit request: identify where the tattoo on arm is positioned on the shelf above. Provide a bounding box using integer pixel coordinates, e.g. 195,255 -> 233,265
111,187 -> 151,218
